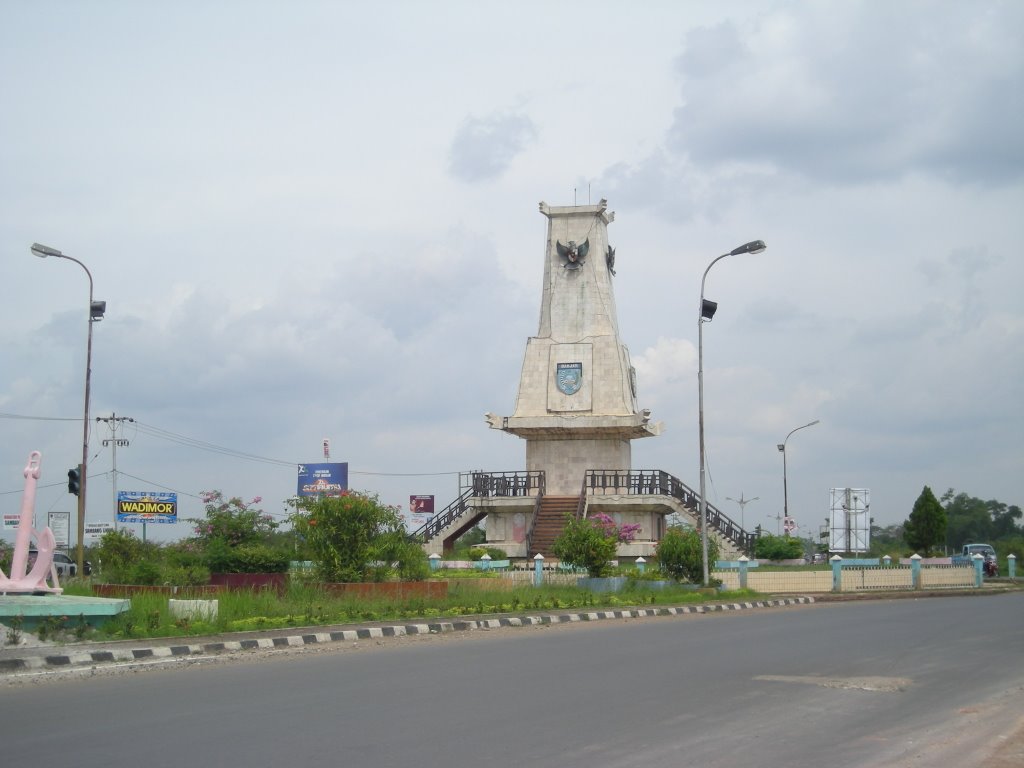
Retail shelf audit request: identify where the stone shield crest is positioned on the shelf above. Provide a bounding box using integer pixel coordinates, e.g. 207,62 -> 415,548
556,362 -> 583,396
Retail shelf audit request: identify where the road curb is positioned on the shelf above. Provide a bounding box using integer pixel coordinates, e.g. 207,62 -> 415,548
0,596 -> 814,674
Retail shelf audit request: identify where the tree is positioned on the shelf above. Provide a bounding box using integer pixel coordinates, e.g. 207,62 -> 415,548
941,489 -> 992,549
291,491 -> 427,582
905,486 -> 946,555
869,523 -> 906,557
991,503 -> 1023,539
656,526 -> 718,583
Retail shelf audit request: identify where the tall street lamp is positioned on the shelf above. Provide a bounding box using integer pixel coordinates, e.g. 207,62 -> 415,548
777,419 -> 820,536
31,243 -> 106,575
698,239 -> 766,585
725,493 -> 759,533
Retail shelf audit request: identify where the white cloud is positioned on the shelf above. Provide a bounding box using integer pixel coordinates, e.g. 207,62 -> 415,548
449,112 -> 539,182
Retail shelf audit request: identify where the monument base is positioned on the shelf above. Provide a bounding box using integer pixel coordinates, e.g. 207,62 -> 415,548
0,594 -> 130,633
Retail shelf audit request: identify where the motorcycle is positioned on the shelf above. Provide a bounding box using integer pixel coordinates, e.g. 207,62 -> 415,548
983,554 -> 998,578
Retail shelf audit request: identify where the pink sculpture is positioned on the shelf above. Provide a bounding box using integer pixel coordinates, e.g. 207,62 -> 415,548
0,451 -> 63,594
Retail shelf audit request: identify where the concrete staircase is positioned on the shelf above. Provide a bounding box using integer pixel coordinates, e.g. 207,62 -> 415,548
529,496 -> 580,557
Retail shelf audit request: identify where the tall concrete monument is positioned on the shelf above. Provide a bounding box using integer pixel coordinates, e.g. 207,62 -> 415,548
416,199 -> 747,562
487,200 -> 661,492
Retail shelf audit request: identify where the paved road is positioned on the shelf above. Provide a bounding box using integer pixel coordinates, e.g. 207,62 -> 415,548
1,593 -> 1021,767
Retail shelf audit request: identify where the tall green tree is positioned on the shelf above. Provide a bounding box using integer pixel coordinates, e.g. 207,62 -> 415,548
905,486 -> 946,555
989,502 -> 1023,539
941,489 -> 992,548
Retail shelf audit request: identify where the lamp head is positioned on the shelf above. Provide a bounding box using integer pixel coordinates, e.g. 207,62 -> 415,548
31,242 -> 64,259
729,240 -> 767,256
701,298 -> 718,320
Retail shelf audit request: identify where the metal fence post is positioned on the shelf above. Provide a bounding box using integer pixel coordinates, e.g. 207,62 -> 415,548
533,553 -> 544,587
831,555 -> 842,592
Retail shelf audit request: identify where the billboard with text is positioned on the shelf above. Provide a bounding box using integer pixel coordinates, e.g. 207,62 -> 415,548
297,462 -> 349,497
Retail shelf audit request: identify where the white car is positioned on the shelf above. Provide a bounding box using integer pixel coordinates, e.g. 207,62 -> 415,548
27,550 -> 91,578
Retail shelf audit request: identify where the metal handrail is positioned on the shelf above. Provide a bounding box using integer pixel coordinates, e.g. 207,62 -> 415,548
523,476 -> 547,556
469,470 -> 544,498
412,471 -> 545,544
583,469 -> 757,554
409,487 -> 475,542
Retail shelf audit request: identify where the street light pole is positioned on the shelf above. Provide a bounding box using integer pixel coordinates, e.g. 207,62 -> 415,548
725,493 -> 759,533
777,419 -> 820,537
31,243 -> 105,575
698,239 -> 766,585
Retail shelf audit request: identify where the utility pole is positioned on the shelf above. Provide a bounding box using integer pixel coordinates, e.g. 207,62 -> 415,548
97,413 -> 134,531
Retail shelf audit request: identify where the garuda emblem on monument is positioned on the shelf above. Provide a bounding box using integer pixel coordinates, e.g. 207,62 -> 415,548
556,362 -> 583,395
556,239 -> 589,270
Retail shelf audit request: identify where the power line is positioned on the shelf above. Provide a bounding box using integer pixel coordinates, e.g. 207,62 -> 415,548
2,411 -> 466,489
132,420 -> 297,467
0,411 -> 78,422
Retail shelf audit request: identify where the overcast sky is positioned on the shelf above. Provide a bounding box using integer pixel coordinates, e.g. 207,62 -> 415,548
2,1 -> 1021,545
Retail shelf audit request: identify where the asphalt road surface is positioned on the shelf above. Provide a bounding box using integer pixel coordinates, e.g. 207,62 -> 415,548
2,594 -> 1022,767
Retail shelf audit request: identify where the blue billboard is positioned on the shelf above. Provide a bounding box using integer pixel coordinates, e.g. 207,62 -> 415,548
297,462 -> 349,497
117,491 -> 178,523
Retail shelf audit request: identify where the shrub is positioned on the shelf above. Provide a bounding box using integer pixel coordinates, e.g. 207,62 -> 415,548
754,534 -> 805,560
188,490 -> 291,574
656,526 -> 718,583
94,529 -> 161,583
552,515 -> 619,578
206,541 -> 290,574
291,490 -> 427,582
128,559 -> 163,586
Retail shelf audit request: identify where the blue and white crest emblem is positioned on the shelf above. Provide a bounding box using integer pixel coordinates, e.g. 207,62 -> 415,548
556,362 -> 583,395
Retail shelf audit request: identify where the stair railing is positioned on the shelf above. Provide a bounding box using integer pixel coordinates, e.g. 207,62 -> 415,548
409,487 -> 475,542
414,471 -> 546,548
583,469 -> 756,554
523,477 -> 547,557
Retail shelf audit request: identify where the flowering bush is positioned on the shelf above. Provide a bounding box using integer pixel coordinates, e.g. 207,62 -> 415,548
590,513 -> 642,543
193,491 -> 277,546
189,490 -> 289,574
552,513 -> 640,578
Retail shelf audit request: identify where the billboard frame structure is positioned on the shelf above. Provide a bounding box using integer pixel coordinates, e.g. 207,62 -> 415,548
828,488 -> 871,554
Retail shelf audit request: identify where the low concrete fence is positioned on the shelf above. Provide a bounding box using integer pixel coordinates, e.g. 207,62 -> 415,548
715,561 -> 977,593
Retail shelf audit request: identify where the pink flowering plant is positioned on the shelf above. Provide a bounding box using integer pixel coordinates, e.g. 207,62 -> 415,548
590,513 -> 643,543
188,490 -> 289,574
552,513 -> 641,578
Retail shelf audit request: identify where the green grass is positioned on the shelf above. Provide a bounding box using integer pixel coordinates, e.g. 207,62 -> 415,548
86,581 -> 766,641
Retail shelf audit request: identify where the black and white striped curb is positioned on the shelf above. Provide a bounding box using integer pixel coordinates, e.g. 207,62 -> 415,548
0,596 -> 813,674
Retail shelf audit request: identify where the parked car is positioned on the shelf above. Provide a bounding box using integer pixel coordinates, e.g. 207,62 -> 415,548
26,550 -> 91,578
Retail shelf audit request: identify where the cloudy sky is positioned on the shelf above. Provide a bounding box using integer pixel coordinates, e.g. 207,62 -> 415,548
2,1 -> 1021,545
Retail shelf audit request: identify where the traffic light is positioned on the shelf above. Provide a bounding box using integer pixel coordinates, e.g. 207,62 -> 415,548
68,466 -> 81,496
